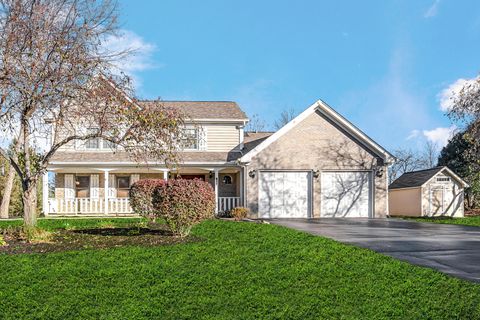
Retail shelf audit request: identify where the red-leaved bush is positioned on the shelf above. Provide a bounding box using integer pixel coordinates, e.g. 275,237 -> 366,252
152,179 -> 215,237
129,179 -> 166,220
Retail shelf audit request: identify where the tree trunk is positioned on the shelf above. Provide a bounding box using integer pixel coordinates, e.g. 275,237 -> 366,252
22,181 -> 38,227
0,167 -> 15,219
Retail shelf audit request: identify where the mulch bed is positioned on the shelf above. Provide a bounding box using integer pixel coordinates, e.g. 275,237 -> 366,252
465,209 -> 480,216
0,224 -> 199,255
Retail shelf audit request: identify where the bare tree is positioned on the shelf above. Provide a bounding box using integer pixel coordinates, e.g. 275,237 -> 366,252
388,148 -> 424,184
0,0 -> 182,228
420,140 -> 439,168
0,162 -> 15,218
245,113 -> 266,133
388,141 -> 442,184
273,108 -> 296,130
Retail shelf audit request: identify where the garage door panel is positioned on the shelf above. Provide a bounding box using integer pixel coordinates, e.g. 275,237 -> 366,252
259,171 -> 311,218
321,171 -> 371,218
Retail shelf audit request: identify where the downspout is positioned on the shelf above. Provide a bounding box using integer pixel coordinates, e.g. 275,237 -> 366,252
385,167 -> 390,218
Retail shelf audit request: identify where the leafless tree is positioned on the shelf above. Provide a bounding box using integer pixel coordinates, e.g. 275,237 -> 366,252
0,158 -> 16,218
420,140 -> 439,169
0,0 -> 182,228
245,113 -> 266,133
388,141 -> 442,184
273,108 -> 296,130
388,148 -> 424,184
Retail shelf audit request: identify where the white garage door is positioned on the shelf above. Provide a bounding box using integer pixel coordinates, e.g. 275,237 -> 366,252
259,171 -> 311,218
321,171 -> 372,218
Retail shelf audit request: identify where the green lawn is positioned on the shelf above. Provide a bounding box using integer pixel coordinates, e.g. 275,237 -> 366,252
1,219 -> 479,319
407,216 -> 480,227
0,217 -> 144,231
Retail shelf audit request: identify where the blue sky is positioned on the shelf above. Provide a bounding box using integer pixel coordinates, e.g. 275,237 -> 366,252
114,0 -> 480,151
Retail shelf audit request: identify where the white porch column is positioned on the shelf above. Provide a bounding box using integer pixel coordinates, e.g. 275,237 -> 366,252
239,168 -> 244,207
163,169 -> 169,181
42,170 -> 49,216
214,168 -> 219,213
104,170 -> 109,215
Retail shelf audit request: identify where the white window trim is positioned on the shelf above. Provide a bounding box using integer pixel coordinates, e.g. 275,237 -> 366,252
180,126 -> 201,151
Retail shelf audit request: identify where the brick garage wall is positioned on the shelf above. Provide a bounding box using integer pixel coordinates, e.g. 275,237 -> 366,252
246,110 -> 388,218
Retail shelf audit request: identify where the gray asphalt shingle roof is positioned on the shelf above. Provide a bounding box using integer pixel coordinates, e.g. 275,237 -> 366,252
138,101 -> 248,120
389,167 -> 445,190
50,151 -> 242,164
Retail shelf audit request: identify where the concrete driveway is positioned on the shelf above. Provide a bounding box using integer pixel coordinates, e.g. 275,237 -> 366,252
269,218 -> 480,283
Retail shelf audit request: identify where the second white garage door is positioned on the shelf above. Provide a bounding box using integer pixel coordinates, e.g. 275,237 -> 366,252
259,171 -> 311,218
321,171 -> 372,218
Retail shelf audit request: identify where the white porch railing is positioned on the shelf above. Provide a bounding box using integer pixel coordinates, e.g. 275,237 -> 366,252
218,197 -> 241,212
47,197 -> 239,215
47,198 -> 132,215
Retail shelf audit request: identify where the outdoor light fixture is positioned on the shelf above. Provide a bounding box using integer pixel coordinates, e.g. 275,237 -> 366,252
375,167 -> 384,178
248,170 -> 256,178
313,170 -> 320,178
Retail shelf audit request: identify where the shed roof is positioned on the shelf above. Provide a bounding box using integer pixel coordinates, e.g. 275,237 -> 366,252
389,166 -> 468,190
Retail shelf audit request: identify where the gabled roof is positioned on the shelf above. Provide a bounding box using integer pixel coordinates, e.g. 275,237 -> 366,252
389,166 -> 469,190
138,101 -> 248,121
239,100 -> 395,163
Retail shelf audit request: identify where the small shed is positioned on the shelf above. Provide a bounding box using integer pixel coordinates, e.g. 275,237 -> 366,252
389,167 -> 468,217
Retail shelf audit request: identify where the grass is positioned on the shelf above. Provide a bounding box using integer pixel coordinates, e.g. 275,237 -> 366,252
406,216 -> 480,227
0,219 -> 479,319
0,217 -> 144,231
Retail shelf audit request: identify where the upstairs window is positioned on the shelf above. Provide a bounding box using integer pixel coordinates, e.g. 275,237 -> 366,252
436,177 -> 451,183
85,128 -> 100,149
84,128 -> 116,150
180,128 -> 199,150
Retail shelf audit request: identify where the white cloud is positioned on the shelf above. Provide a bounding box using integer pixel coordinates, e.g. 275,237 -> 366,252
439,76 -> 480,112
424,0 -> 440,18
101,29 -> 157,88
423,125 -> 457,147
407,129 -> 421,140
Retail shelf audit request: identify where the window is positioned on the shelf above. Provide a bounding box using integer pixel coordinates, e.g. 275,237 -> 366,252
180,128 -> 199,150
85,128 -> 100,149
436,177 -> 451,183
102,139 -> 116,149
75,175 -> 90,198
223,175 -> 233,185
116,176 -> 130,198
83,127 -> 116,150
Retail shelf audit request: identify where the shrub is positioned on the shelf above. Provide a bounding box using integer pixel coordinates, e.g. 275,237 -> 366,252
0,234 -> 6,246
230,207 -> 250,221
152,179 -> 215,237
129,179 -> 166,220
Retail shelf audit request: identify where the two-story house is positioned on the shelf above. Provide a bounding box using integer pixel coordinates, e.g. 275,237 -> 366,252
43,99 -> 394,219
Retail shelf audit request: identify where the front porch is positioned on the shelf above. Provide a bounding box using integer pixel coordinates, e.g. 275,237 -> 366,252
43,166 -> 244,216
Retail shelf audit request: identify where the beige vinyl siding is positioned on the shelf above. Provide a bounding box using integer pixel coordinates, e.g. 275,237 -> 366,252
55,126 -> 76,151
206,125 -> 240,152
389,188 -> 422,216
